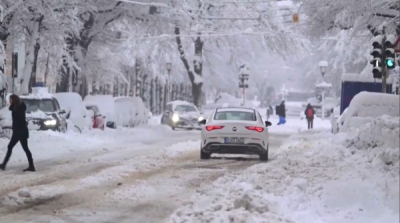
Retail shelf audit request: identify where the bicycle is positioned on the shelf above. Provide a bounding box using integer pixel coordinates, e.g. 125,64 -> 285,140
0,126 -> 12,139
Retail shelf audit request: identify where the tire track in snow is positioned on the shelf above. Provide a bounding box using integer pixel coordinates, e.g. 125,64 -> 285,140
0,133 -> 288,222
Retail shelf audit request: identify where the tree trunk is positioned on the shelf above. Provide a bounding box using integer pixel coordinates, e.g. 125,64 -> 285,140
19,16 -> 43,95
29,39 -> 40,92
174,27 -> 203,107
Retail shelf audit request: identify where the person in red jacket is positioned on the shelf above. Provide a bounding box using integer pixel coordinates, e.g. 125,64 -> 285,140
304,103 -> 315,129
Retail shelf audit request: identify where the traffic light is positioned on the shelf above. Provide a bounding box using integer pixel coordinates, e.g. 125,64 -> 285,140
385,34 -> 396,69
371,35 -> 384,78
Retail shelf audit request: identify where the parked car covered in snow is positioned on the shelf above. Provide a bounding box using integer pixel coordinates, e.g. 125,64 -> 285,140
161,100 -> 204,130
114,97 -> 150,127
0,88 -> 69,137
84,95 -> 149,129
54,92 -> 92,132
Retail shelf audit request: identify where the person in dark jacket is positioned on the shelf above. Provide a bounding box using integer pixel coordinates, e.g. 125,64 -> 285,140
276,100 -> 286,125
304,103 -> 315,129
0,94 -> 35,172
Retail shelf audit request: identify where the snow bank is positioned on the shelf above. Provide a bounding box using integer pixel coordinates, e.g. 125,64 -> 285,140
341,92 -> 399,131
169,116 -> 399,223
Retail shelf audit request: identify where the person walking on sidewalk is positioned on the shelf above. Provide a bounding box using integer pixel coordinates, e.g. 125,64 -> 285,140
0,94 -> 35,172
276,101 -> 286,125
304,103 -> 315,130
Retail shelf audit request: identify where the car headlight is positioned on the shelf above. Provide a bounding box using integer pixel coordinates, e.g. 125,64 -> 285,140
198,116 -> 204,122
44,119 -> 57,126
172,114 -> 180,123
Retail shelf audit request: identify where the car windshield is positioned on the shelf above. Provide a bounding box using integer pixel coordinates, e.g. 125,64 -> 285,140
22,99 -> 56,113
214,111 -> 256,121
174,105 -> 197,112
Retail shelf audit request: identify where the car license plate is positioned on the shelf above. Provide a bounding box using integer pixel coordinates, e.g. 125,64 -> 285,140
224,137 -> 244,144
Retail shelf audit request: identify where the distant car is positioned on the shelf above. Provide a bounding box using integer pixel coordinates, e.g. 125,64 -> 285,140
0,95 -> 69,138
199,107 -> 271,161
161,101 -> 204,130
85,104 -> 105,130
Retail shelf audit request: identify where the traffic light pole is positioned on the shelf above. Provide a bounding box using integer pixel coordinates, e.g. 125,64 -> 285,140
382,27 -> 387,93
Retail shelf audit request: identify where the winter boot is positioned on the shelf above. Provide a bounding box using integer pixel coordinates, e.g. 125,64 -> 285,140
23,165 -> 35,172
0,163 -> 5,171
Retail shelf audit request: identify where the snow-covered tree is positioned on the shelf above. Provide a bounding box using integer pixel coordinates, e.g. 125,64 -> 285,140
293,0 -> 399,94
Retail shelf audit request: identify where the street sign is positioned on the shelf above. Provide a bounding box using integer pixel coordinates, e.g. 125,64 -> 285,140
239,84 -> 248,88
395,36 -> 400,53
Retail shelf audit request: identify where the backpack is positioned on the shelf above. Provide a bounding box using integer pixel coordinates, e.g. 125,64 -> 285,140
307,108 -> 313,118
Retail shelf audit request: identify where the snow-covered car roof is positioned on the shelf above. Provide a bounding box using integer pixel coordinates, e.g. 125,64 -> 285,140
167,100 -> 194,106
216,107 -> 255,113
20,87 -> 54,99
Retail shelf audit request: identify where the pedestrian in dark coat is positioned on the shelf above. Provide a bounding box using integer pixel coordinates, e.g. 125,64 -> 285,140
0,94 -> 35,172
304,103 -> 315,129
276,101 -> 286,125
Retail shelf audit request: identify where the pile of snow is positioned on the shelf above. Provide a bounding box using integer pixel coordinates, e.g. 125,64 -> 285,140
341,92 -> 399,131
169,115 -> 399,223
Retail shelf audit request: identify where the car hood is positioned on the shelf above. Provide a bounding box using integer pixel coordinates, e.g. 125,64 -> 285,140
175,111 -> 200,120
26,110 -> 54,120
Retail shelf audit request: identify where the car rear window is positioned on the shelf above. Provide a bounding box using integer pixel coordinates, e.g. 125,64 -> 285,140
214,111 -> 256,121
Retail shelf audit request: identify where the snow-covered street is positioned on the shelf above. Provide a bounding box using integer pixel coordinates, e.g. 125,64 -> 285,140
0,113 -> 398,223
0,120 -> 288,222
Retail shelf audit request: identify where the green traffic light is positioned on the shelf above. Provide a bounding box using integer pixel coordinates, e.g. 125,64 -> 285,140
386,59 -> 394,68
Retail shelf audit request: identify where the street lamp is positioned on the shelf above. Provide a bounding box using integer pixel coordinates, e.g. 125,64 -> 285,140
166,62 -> 172,102
318,61 -> 329,120
319,61 -> 328,81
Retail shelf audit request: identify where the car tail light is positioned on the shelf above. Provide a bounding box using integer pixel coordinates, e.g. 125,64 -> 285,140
246,126 -> 264,132
206,125 -> 224,131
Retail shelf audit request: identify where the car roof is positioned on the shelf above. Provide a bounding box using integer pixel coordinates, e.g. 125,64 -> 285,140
216,107 -> 256,113
167,100 -> 194,106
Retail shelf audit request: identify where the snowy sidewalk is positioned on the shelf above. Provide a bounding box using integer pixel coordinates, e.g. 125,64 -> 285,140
169,116 -> 399,223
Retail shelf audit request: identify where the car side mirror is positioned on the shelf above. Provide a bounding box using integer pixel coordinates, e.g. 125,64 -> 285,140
198,119 -> 206,125
59,109 -> 66,114
265,121 -> 272,127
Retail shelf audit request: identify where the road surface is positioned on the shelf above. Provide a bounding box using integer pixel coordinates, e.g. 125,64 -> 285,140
0,130 -> 288,223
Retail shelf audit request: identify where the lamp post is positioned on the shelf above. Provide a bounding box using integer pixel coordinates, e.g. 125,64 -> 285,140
318,61 -> 329,120
166,62 -> 172,102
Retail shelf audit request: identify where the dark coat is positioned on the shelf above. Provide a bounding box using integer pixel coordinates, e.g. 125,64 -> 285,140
305,104 -> 315,119
276,103 -> 286,118
10,102 -> 29,139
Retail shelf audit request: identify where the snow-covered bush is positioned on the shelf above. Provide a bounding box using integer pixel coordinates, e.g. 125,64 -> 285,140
340,92 -> 399,131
